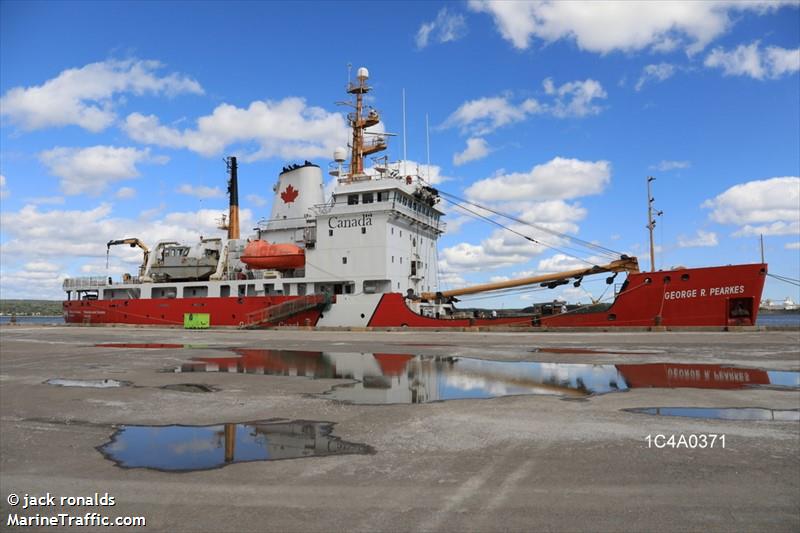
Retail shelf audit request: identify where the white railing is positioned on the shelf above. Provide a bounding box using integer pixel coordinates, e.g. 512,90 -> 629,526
63,277 -> 108,290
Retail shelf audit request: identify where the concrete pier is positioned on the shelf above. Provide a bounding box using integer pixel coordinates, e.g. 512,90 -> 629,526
1,325 -> 798,532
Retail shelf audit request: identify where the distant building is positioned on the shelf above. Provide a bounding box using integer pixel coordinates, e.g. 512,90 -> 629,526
760,297 -> 798,311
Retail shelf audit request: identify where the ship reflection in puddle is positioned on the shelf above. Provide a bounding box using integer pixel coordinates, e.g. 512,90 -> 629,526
98,419 -> 373,472
173,349 -> 800,405
626,407 -> 800,421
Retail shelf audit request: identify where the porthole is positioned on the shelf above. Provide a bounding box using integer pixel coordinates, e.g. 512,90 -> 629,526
644,277 -> 652,284
663,275 -> 671,284
681,274 -> 690,281
608,314 -> 617,321
360,313 -> 365,319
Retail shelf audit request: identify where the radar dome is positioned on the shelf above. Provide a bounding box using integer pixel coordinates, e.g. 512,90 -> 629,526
333,147 -> 348,162
357,67 -> 369,80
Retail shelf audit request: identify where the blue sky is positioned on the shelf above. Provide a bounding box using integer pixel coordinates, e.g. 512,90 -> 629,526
1,0 -> 798,304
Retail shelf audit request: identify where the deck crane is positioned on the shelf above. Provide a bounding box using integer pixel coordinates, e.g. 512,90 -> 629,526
106,238 -> 150,278
420,256 -> 640,302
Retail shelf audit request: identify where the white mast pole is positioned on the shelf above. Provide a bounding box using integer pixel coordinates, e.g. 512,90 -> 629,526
402,88 -> 407,176
426,113 -> 430,181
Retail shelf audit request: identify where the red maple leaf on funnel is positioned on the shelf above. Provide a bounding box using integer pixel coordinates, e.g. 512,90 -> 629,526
281,184 -> 299,204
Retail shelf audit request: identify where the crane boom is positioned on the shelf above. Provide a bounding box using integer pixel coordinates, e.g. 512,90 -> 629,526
421,256 -> 639,300
106,238 -> 151,277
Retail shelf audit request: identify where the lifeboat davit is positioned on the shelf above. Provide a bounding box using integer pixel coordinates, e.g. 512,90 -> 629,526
240,240 -> 305,270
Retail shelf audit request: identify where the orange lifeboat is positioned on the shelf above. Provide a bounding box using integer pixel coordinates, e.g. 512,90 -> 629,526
240,240 -> 305,270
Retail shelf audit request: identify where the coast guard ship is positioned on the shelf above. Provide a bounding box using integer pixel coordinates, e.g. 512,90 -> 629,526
63,67 -> 767,328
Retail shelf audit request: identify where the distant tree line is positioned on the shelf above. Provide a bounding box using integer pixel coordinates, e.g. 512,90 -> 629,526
0,300 -> 62,316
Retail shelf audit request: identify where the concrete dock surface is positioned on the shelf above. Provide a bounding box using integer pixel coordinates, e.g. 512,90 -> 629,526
1,325 -> 798,532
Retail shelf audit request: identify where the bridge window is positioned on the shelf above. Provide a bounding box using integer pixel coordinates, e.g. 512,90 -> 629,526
347,194 -> 359,205
362,193 -> 373,204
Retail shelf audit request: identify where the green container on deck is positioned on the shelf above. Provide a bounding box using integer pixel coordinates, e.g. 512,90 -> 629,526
183,313 -> 210,329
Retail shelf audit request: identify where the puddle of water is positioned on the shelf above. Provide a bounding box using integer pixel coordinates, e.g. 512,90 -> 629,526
96,343 -> 186,349
766,371 -> 800,388
46,378 -> 129,388
170,349 -> 799,405
626,407 -> 800,421
98,420 -> 374,472
161,383 -> 217,393
531,347 -> 658,355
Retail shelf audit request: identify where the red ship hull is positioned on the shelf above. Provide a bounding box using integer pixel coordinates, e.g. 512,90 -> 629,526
63,295 -> 322,327
63,263 -> 767,329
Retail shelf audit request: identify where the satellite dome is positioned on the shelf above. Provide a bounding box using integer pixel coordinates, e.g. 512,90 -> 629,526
357,67 -> 369,81
333,147 -> 347,162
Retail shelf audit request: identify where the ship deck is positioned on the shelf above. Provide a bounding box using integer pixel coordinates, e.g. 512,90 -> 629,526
1,325 -> 798,532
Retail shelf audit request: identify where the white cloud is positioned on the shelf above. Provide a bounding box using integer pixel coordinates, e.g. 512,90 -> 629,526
0,203 -> 255,298
677,230 -> 719,248
176,184 -> 224,199
467,0 -> 793,54
416,22 -> 435,49
0,263 -> 68,300
440,240 -> 531,271
115,187 -> 136,200
246,194 -> 267,207
38,145 -> 167,195
433,202 -> 476,235
536,253 -> 607,274
785,242 -> 800,250
465,156 -> 610,202
124,97 -> 348,161
702,177 -> 800,237
442,156 -> 608,274
705,42 -> 800,80
0,58 -> 202,132
453,137 -> 491,166
542,78 -> 607,118
438,269 -> 467,289
441,79 -> 606,135
516,200 -> 586,231
24,261 -> 60,272
439,199 -> 590,274
0,174 -> 7,199
416,8 -> 467,49
26,195 -> 65,205
733,221 -> 800,238
441,95 -> 542,135
650,160 -> 691,172
635,63 -> 676,91
367,159 -> 453,186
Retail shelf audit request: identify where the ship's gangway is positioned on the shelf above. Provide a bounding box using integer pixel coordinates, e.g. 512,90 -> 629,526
242,293 -> 332,329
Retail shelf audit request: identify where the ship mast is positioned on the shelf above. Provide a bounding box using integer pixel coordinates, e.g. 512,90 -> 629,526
646,176 -> 662,272
346,67 -> 386,181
